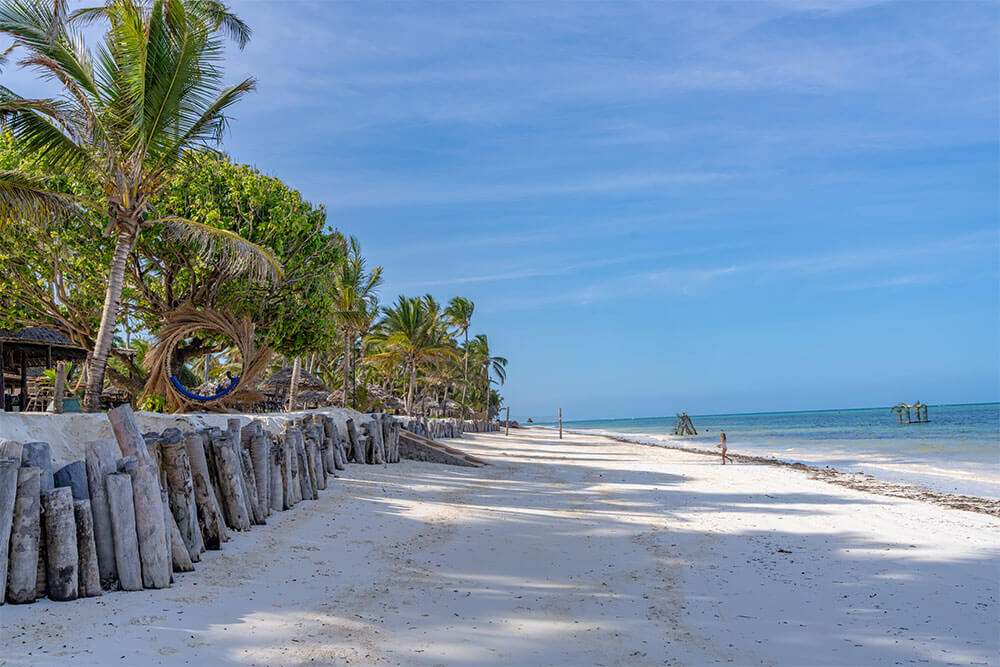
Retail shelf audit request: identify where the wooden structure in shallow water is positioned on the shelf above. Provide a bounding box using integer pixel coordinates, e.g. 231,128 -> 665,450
891,402 -> 930,424
674,413 -> 697,436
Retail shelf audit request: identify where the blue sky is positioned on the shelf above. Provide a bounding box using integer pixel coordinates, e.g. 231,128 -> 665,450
14,1 -> 1000,418
203,1 -> 1000,418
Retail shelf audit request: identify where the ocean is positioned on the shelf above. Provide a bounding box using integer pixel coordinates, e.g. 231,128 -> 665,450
547,403 -> 1000,499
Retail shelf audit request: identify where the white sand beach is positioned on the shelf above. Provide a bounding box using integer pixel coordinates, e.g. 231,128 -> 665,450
3,426 -> 997,666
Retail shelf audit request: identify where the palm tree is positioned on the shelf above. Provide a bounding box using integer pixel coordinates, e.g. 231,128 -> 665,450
468,333 -> 506,418
332,236 -> 382,408
0,0 -> 280,411
368,295 -> 456,415
444,296 -> 474,417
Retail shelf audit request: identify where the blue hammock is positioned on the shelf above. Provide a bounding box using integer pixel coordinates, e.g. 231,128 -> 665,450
170,375 -> 240,402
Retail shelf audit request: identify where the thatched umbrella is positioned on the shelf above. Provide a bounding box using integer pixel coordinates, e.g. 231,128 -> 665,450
442,398 -> 461,416
414,395 -> 441,416
259,367 -> 327,392
293,389 -> 331,409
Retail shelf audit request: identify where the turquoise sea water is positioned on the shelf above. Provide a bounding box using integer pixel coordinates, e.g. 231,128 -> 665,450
550,403 -> 1000,498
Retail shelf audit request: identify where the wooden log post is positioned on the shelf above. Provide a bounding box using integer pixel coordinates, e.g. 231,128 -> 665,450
84,439 -> 118,588
239,448 -> 264,524
21,442 -> 53,490
7,467 -> 40,603
279,433 -> 295,509
381,417 -> 393,463
42,487 -> 78,601
160,441 -> 202,561
54,460 -> 90,501
346,418 -> 365,464
268,437 -> 285,512
183,433 -> 228,550
212,437 -> 251,532
201,430 -> 228,521
104,473 -> 142,591
284,428 -> 303,505
107,406 -> 170,589
295,434 -> 314,501
164,492 -> 194,573
249,434 -> 271,517
0,457 -> 23,604
73,499 -> 102,597
312,415 -> 333,476
52,361 -> 66,414
304,426 -> 324,491
118,457 -> 171,589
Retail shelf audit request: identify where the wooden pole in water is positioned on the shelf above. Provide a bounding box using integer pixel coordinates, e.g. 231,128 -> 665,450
558,408 -> 562,439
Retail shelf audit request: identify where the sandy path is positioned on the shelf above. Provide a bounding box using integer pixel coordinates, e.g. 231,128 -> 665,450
2,428 -> 997,666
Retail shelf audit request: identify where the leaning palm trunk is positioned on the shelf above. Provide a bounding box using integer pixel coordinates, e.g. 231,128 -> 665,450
342,331 -> 352,408
85,230 -> 136,412
287,357 -> 301,411
406,364 -> 417,415
460,330 -> 469,418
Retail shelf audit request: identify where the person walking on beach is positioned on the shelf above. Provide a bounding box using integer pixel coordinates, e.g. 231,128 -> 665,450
717,430 -> 734,465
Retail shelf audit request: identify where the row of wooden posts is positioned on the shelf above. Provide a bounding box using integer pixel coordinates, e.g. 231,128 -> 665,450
0,406 -> 402,604
397,416 -> 501,440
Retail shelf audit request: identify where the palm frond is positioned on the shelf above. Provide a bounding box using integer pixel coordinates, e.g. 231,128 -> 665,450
156,216 -> 283,284
0,168 -> 77,223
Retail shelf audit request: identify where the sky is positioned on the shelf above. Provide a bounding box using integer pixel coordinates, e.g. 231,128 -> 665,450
10,1 -> 1000,419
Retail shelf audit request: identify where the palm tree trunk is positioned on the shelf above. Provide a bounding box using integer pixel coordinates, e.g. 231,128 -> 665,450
342,331 -> 351,408
406,364 -> 416,415
84,230 -> 135,412
287,356 -> 301,412
460,329 -> 469,418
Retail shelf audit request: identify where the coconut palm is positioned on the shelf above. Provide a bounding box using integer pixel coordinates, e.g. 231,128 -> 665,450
368,295 -> 456,415
0,0 -> 280,411
332,236 -> 382,408
444,296 -> 474,417
468,333 -> 506,417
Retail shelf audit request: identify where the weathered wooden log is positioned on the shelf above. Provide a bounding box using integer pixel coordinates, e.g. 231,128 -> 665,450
279,433 -> 295,509
295,435 -> 314,501
200,429 -> 228,519
24,440 -> 53,595
0,456 -> 19,605
239,448 -> 264,525
42,487 -> 78,601
346,418 -> 365,464
21,442 -> 53,490
183,433 -> 228,550
231,435 -> 257,525
249,434 -> 271,516
0,440 -> 22,463
305,424 -> 326,490
371,416 -> 387,464
160,440 -> 202,561
54,460 -> 90,501
119,457 -> 170,589
73,499 -> 102,597
104,473 -> 142,591
212,438 -> 251,532
84,439 -> 118,588
302,427 -> 321,493
380,417 -> 393,463
164,492 -> 194,573
283,429 -> 302,506
108,406 -> 170,589
7,467 -> 40,603
269,438 -> 285,512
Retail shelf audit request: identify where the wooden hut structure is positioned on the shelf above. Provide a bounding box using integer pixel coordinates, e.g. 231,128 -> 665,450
891,402 -> 930,424
0,327 -> 88,412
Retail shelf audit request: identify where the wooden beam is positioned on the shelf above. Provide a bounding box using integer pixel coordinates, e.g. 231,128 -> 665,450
0,341 -> 5,412
19,350 -> 27,412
